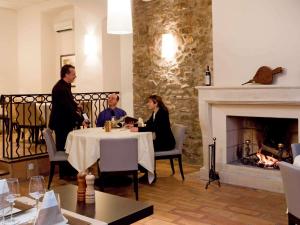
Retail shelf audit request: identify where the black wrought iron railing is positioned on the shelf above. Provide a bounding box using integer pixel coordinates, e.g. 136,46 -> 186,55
0,92 -> 118,160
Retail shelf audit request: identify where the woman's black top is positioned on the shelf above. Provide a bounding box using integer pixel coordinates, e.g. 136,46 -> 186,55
139,108 -> 175,151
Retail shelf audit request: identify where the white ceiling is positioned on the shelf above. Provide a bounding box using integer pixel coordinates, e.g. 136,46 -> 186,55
0,0 -> 49,10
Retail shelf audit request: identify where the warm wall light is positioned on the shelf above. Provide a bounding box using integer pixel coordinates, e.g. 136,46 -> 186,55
107,0 -> 132,34
84,34 -> 98,56
161,33 -> 177,61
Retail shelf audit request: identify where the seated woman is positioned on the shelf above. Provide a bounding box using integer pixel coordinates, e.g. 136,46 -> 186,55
130,95 -> 175,182
130,94 -> 175,151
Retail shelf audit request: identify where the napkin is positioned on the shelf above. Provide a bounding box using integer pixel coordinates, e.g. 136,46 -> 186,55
0,179 -> 9,209
35,190 -> 67,225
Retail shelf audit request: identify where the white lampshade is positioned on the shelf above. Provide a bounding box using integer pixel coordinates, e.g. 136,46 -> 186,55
107,0 -> 132,34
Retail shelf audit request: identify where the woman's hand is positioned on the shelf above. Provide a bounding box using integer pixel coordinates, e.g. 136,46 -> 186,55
130,127 -> 138,132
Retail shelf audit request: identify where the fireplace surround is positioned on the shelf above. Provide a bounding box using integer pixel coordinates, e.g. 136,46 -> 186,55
196,85 -> 300,193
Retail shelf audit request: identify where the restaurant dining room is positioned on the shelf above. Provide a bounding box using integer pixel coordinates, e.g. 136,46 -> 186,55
0,0 -> 300,224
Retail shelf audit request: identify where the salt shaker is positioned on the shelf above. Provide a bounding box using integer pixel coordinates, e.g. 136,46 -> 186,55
85,173 -> 95,204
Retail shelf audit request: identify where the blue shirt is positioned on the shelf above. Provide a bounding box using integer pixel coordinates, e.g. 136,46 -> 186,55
96,107 -> 126,127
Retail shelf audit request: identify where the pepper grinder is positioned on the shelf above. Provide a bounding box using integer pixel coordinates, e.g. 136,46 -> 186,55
85,173 -> 95,204
77,171 -> 87,202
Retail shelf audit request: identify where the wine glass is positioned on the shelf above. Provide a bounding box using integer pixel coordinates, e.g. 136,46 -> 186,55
29,176 -> 45,215
0,179 -> 9,225
5,178 -> 20,225
54,193 -> 61,211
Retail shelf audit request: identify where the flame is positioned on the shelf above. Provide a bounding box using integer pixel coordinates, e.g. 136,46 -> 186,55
256,150 -> 279,167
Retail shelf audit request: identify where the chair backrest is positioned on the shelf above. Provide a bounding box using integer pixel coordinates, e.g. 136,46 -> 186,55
43,128 -> 57,161
171,124 -> 187,152
278,161 -> 300,218
99,138 -> 138,172
291,143 -> 300,159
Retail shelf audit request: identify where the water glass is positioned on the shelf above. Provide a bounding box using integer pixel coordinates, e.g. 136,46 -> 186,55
5,178 -> 20,225
29,176 -> 45,215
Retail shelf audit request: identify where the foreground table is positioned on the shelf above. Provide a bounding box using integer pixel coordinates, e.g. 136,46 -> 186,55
53,184 -> 154,225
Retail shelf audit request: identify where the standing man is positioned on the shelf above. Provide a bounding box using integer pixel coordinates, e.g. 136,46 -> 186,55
49,64 -> 86,177
96,93 -> 126,127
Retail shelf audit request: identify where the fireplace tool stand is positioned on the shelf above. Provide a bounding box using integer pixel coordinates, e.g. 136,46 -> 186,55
205,137 -> 221,189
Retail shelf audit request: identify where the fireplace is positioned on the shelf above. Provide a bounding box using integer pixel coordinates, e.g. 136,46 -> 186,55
227,116 -> 297,169
196,85 -> 300,193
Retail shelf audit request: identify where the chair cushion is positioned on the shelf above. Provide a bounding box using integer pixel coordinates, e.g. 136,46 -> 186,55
53,151 -> 68,161
155,149 -> 181,157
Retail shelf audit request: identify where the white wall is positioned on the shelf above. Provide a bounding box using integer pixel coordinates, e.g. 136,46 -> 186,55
0,8 -> 18,94
102,17 -> 121,92
41,9 -> 56,93
0,0 -> 134,114
42,6 -> 74,93
17,0 -> 70,93
72,0 -> 105,92
16,0 -> 104,93
213,0 -> 300,86
120,35 -> 133,116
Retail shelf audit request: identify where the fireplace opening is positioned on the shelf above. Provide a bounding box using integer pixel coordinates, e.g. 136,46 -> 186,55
227,116 -> 298,169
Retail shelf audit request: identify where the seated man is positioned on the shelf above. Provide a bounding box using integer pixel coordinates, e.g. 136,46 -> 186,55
96,93 -> 126,127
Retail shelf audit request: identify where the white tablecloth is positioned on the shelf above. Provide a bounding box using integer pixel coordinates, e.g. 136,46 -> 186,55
65,128 -> 155,183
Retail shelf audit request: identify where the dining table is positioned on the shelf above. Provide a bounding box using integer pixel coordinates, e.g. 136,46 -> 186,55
12,183 -> 153,225
53,184 -> 154,225
65,127 -> 155,183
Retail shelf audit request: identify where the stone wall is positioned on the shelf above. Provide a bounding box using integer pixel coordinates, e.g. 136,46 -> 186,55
132,0 -> 212,164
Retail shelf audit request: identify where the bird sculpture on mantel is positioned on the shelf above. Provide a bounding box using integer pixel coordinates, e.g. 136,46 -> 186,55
242,66 -> 284,85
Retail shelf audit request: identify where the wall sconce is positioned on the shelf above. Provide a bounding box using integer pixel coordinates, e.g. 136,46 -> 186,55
161,33 -> 177,61
107,0 -> 132,34
84,34 -> 98,56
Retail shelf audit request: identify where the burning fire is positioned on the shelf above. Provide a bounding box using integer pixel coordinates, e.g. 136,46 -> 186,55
256,150 -> 279,167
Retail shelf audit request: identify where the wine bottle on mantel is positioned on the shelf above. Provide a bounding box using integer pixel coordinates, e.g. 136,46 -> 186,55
204,65 -> 212,86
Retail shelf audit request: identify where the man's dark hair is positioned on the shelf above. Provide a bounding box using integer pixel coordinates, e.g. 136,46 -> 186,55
60,64 -> 75,79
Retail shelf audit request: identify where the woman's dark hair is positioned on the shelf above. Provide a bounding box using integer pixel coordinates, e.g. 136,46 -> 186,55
60,64 -> 75,79
148,95 -> 168,112
0,95 -> 5,105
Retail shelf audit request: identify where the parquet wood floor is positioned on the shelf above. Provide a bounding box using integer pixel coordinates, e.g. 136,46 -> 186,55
18,161 -> 287,225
